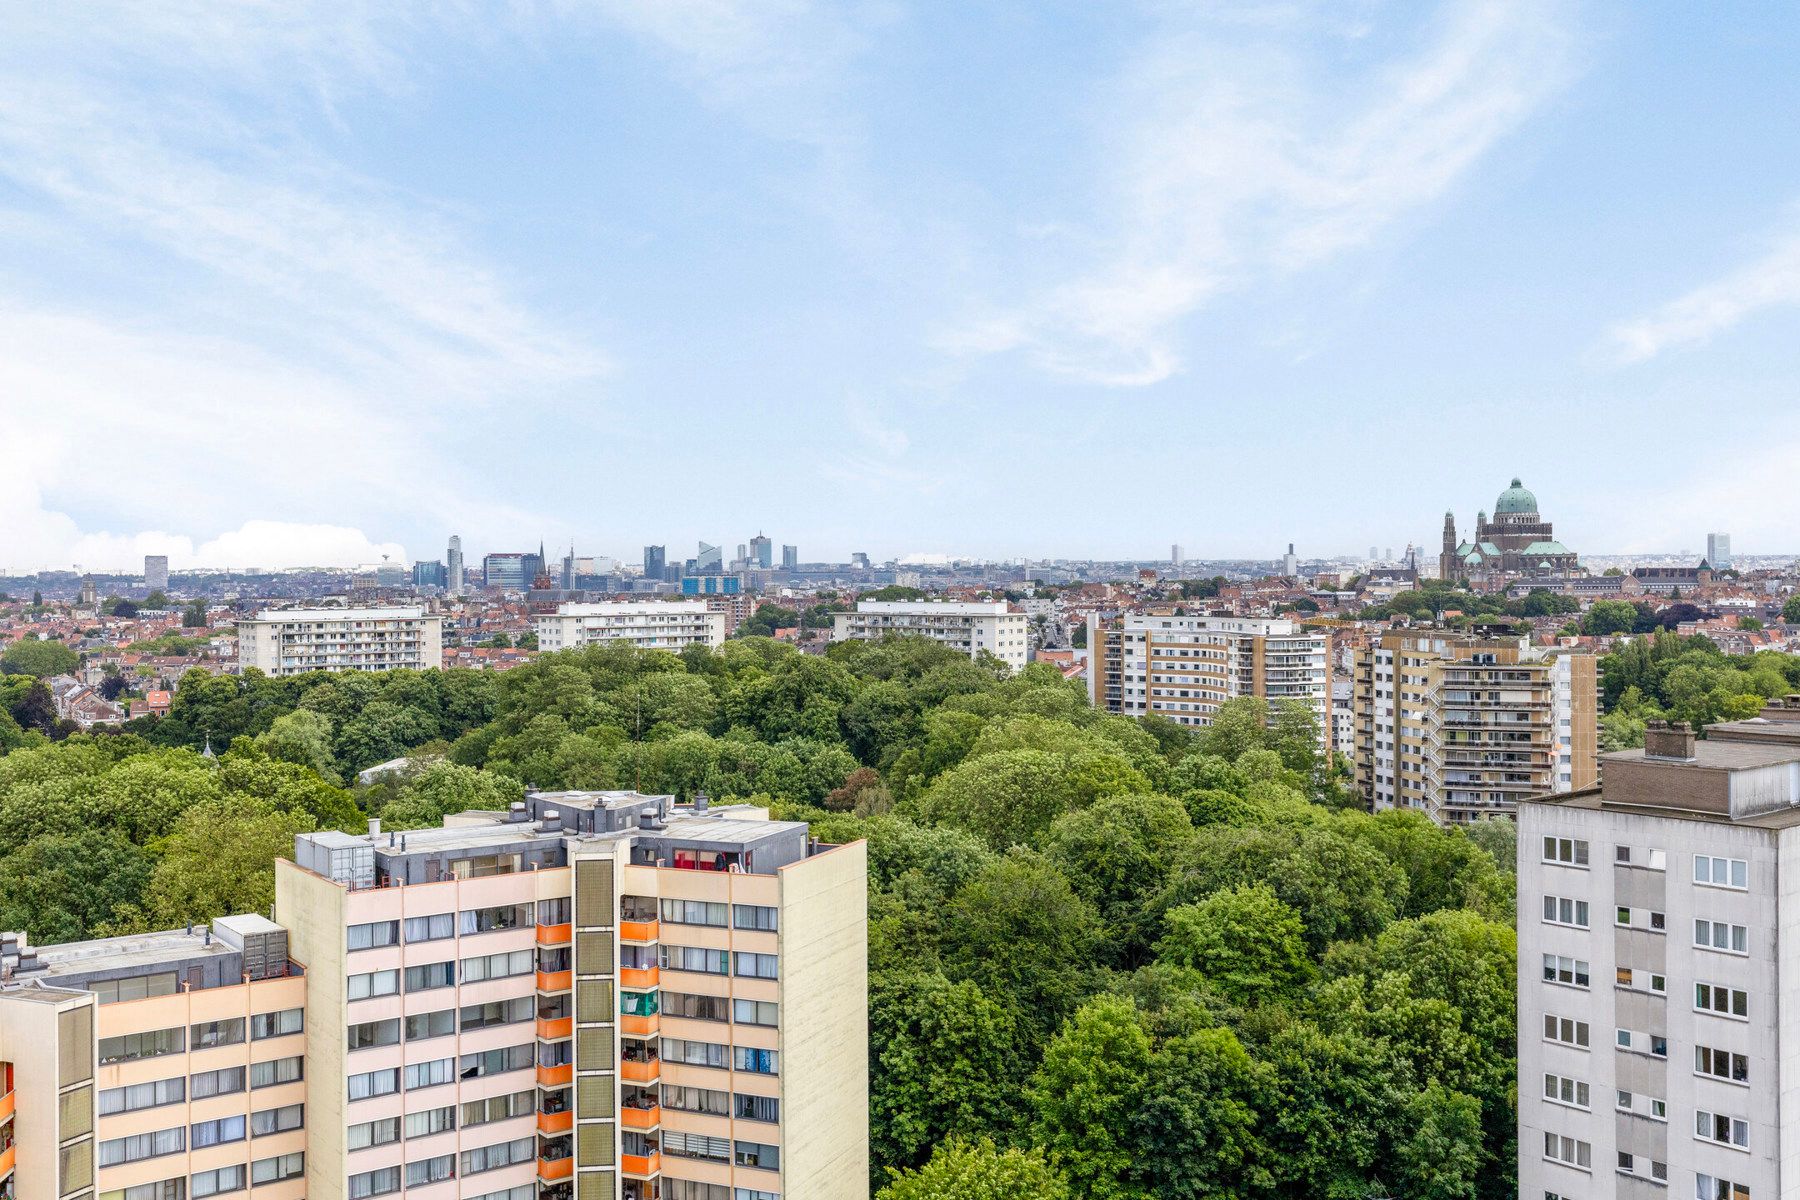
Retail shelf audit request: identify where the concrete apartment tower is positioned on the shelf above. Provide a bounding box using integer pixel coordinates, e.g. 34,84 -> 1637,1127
1517,704 -> 1800,1200
448,536 -> 465,596
144,554 -> 170,594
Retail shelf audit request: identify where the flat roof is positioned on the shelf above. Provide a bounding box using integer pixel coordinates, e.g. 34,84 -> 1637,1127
1604,741 -> 1800,771
246,607 -> 427,621
32,926 -> 236,976
1527,786 -> 1800,831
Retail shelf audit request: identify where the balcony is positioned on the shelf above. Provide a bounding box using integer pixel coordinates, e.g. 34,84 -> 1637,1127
619,919 -> 660,943
619,966 -> 659,990
622,1152 -> 662,1177
536,922 -> 571,946
620,1013 -> 659,1036
0,1089 -> 13,1124
537,1109 -> 574,1134
537,1016 -> 573,1040
537,1063 -> 574,1087
538,1155 -> 574,1181
621,1104 -> 662,1130
620,1057 -> 660,1085
536,969 -> 573,993
0,1144 -> 13,1179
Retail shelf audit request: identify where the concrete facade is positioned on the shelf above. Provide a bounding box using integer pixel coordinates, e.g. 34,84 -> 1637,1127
536,603 -> 727,653
831,601 -> 1028,672
238,608 -> 444,676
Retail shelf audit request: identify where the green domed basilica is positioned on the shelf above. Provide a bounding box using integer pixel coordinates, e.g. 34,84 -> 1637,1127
1439,478 -> 1583,588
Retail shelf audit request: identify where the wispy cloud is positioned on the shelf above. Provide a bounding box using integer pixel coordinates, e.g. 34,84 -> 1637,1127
1603,217 -> 1800,364
944,0 -> 1576,386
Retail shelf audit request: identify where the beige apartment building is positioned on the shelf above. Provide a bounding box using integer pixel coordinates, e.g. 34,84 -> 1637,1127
1086,613 -> 1331,748
830,602 -> 1028,672
1352,631 -> 1599,824
238,608 -> 444,676
0,794 -> 867,1200
535,604 -> 728,653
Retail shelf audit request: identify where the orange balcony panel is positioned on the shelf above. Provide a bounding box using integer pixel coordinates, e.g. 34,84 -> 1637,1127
536,969 -> 573,993
537,1109 -> 574,1134
619,919 -> 659,943
619,966 -> 659,990
620,1013 -> 659,1037
536,922 -> 572,946
620,1104 -> 662,1130
538,1156 -> 574,1181
0,1144 -> 14,1178
537,1063 -> 574,1087
0,1088 -> 14,1123
537,1016 -> 573,1040
621,1152 -> 662,1178
620,1058 -> 660,1084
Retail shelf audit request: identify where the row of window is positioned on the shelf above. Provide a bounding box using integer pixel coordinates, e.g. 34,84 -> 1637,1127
348,903 -> 552,951
661,1132 -> 780,1169
98,1058 -> 302,1113
349,1000 -> 542,1051
657,900 -> 779,931
97,1010 -> 302,1064
660,1084 -> 779,1123
1542,1015 -> 1751,1085
348,1044 -> 535,1100
1540,955 -> 1752,1018
1544,1072 -> 1749,1146
658,945 -> 779,979
1542,837 -> 1748,891
348,1138 -> 535,1198
347,948 -> 538,999
660,1037 -> 779,1075
99,1123 -> 304,1184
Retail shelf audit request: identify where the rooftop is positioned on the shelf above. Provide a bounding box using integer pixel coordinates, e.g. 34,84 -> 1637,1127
244,606 -> 428,622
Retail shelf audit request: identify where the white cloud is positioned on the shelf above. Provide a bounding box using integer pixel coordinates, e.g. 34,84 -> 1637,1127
945,0 -> 1575,386
1605,437 -> 1800,554
1603,223 -> 1800,364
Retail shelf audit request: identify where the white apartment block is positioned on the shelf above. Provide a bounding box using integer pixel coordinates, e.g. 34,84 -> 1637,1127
1087,613 -> 1329,745
831,601 -> 1029,671
238,607 -> 444,676
537,603 -> 727,653
1518,713 -> 1800,1200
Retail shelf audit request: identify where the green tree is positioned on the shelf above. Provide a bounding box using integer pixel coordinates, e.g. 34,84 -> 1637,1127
254,709 -> 340,781
381,761 -> 521,828
0,832 -> 154,942
1784,596 -> 1800,624
876,1139 -> 1069,1200
1,638 -> 79,677
1582,599 -> 1637,636
143,796 -> 316,927
181,599 -> 208,627
1157,883 -> 1313,1005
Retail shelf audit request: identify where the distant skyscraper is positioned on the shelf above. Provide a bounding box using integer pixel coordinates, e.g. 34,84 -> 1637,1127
1384,547 -> 1394,562
1282,543 -> 1298,577
644,544 -> 666,579
1369,546 -> 1379,561
750,533 -> 773,570
1171,544 -> 1183,566
446,535 -> 464,594
144,554 -> 169,593
697,541 -> 723,572
412,559 -> 447,588
851,551 -> 870,570
560,545 -> 577,590
483,552 -> 529,590
782,544 -> 798,571
1708,531 -> 1733,570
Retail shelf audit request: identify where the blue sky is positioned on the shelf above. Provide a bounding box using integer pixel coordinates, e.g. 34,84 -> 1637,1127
5,1 -> 1800,570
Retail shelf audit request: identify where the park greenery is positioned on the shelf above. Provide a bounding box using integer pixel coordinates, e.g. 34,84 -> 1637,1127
0,635 -> 1525,1199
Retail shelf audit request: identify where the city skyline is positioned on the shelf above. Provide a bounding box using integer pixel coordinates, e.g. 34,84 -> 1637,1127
7,5 -> 1800,568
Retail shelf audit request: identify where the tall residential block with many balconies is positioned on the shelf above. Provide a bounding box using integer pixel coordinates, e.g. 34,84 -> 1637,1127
1352,631 -> 1598,825
831,601 -> 1029,671
536,603 -> 728,653
237,607 -> 444,676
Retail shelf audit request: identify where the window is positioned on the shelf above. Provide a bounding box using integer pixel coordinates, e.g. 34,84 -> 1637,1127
1616,1029 -> 1668,1058
348,1068 -> 399,1101
1542,837 -> 1589,866
538,897 -> 572,925
734,998 -> 778,1026
1696,982 -> 1750,1019
1616,1091 -> 1668,1120
461,997 -> 533,1030
734,1140 -> 780,1170
347,920 -> 399,950
660,945 -> 730,975
736,1191 -> 780,1200
735,952 -> 779,980
662,992 -> 726,1021
665,1131 -> 731,1162
1617,1153 -> 1668,1181
191,1165 -> 246,1198
1696,1045 -> 1750,1084
191,1072 -> 244,1101
407,1008 -> 457,1040
1615,846 -> 1667,870
250,1008 -> 302,1040
348,1116 -> 401,1151
90,972 -> 178,1004
349,1166 -> 401,1199
1696,1110 -> 1749,1149
1544,1074 -> 1589,1109
460,1137 -> 535,1175
459,1044 -> 534,1079
348,969 -> 399,1000
405,1106 -> 456,1138
1617,906 -> 1667,931
461,949 -> 534,983
190,1018 -> 245,1049
663,1038 -> 728,1068
1542,1131 -> 1590,1169
1616,966 -> 1667,994
1695,918 -> 1750,954
190,1115 -> 247,1149
99,1027 -> 184,1064
250,1056 -> 302,1089
460,904 -> 531,934
1694,855 -> 1749,890
251,1153 -> 304,1185
348,1018 -> 401,1051
1542,954 -> 1590,988
99,1077 -> 184,1114
733,904 -> 778,932
734,1093 -> 779,1123
251,1104 -> 303,1137
406,1155 -> 456,1187
662,1085 -> 730,1116
1543,1014 -> 1589,1048
1697,1174 -> 1751,1200
405,1058 -> 454,1090
734,1046 -> 778,1075
405,961 -> 457,992
461,1091 -> 533,1127
405,912 -> 455,942
660,899 -> 728,926
98,1127 -> 184,1166
1542,896 -> 1589,928
665,1185 -> 730,1200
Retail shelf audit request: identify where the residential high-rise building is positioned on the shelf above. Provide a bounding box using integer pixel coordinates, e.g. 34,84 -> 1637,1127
447,535 -> 465,595
1171,544 -> 1183,567
781,545 -> 798,572
238,607 -> 444,675
144,554 -> 169,593
1282,543 -> 1298,577
1088,613 -> 1330,745
536,601 -> 727,651
833,600 -> 1029,671
644,545 -> 666,580
1517,708 -> 1800,1200
749,534 -> 772,571
483,552 -> 530,591
1707,532 -> 1733,571
1351,631 -> 1598,825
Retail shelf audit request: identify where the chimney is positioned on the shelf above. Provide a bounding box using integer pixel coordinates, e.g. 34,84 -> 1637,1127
368,818 -> 381,839
1643,720 -> 1697,763
693,792 -> 709,813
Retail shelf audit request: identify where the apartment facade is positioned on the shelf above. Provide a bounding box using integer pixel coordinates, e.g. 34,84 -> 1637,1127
1518,718 -> 1800,1200
238,608 -> 445,677
1086,613 -> 1330,746
1352,631 -> 1598,825
536,603 -> 727,653
831,602 -> 1028,671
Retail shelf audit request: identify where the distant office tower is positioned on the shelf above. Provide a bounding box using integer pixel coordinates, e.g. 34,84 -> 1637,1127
374,560 -> 406,588
1370,546 -> 1379,561
560,547 -> 576,590
1384,546 -> 1394,562
1171,544 -> 1183,566
697,542 -> 723,572
750,533 -> 773,570
1708,532 -> 1733,570
237,606 -> 443,675
447,534 -> 465,593
1089,613 -> 1330,746
536,600 -> 728,650
143,553 -> 169,592
835,600 -> 1029,671
1352,630 -> 1598,825
1282,543 -> 1298,577
411,559 -> 447,588
483,552 -> 529,590
851,551 -> 870,570
782,544 -> 798,571
681,576 -> 742,596
644,544 -> 666,579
